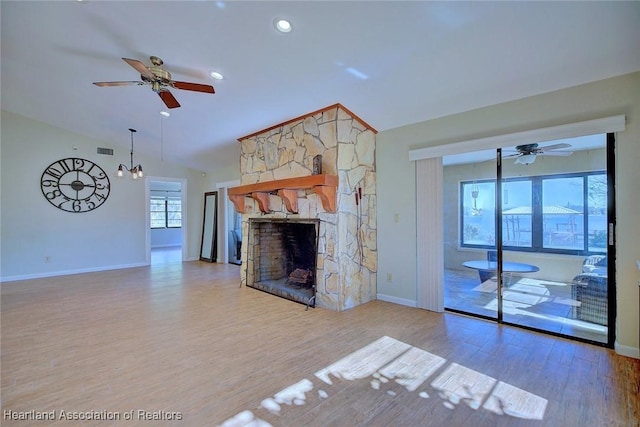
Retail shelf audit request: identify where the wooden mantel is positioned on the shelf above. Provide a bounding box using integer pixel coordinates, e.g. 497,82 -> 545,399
228,174 -> 338,214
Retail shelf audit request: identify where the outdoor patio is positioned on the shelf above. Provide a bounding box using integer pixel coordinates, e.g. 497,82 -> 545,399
445,268 -> 607,343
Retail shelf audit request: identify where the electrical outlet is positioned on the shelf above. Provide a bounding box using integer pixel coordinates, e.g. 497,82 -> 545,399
387,273 -> 392,282
393,213 -> 399,223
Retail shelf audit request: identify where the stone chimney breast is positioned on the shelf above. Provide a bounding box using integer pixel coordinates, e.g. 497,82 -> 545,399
231,104 -> 377,311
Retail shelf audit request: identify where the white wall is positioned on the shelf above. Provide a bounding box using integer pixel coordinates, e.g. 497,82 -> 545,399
377,72 -> 640,356
150,228 -> 182,248
0,111 -> 205,280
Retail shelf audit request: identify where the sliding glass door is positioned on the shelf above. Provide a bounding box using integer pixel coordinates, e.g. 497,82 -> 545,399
499,135 -> 611,343
443,150 -> 499,320
444,133 -> 614,346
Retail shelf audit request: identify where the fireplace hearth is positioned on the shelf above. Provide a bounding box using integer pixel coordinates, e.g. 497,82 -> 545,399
246,218 -> 319,307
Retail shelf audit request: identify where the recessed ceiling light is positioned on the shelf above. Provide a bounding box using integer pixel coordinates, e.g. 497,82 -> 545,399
210,71 -> 224,80
274,18 -> 292,33
160,111 -> 170,117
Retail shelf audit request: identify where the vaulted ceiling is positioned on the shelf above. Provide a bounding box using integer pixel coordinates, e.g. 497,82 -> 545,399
2,1 -> 639,172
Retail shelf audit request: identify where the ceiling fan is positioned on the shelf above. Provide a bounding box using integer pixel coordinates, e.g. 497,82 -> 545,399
93,56 -> 214,109
505,143 -> 573,165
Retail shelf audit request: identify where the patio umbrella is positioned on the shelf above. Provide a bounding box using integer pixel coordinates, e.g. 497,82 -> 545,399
500,205 -> 582,243
502,205 -> 582,215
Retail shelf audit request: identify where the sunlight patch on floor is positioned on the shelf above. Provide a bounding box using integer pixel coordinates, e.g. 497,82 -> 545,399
218,336 -> 548,426
315,336 -> 411,384
431,362 -> 496,410
483,381 -> 548,419
219,410 -> 271,427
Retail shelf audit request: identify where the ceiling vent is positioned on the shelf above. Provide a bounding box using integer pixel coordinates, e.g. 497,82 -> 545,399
97,147 -> 114,156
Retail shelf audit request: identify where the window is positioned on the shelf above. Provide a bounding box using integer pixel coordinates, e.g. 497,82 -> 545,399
461,180 -> 496,247
150,196 -> 182,228
460,171 -> 606,254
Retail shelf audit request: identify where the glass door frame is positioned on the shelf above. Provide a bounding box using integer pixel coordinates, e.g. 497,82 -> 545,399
446,134 -> 616,348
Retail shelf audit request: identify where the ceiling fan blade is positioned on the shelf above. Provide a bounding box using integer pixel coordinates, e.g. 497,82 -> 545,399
93,81 -> 144,87
539,151 -> 573,157
122,57 -> 155,80
172,80 -> 215,94
158,90 -> 181,109
541,143 -> 571,151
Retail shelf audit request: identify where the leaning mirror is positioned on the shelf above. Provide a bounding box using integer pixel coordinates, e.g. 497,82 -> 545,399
200,191 -> 218,262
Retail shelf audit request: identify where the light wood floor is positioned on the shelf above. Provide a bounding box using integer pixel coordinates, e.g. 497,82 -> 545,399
2,259 -> 638,426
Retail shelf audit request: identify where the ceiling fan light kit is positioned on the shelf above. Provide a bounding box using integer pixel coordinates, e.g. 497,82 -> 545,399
515,153 -> 537,165
509,142 -> 573,165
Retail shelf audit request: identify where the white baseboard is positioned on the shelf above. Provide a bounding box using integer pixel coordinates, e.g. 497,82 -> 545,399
0,262 -> 148,283
614,341 -> 640,359
377,293 -> 418,308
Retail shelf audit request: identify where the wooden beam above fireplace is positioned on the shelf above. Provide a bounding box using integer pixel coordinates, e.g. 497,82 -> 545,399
228,174 -> 338,214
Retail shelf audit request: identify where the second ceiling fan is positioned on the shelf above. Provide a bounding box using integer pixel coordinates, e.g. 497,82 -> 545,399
93,56 -> 215,109
504,143 -> 573,165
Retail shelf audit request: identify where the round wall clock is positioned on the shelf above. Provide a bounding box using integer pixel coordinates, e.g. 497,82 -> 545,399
40,158 -> 110,213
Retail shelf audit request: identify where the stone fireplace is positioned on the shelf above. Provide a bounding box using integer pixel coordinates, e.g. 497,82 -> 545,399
229,103 -> 377,311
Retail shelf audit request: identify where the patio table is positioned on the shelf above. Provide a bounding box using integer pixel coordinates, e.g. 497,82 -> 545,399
462,260 -> 540,274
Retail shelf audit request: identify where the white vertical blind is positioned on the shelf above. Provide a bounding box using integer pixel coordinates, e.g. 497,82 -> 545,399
416,157 -> 444,312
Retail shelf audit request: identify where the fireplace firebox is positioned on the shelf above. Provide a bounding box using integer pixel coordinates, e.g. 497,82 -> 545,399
246,218 -> 320,308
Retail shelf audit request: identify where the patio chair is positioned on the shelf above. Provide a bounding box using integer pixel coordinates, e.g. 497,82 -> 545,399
478,250 -> 498,283
581,254 -> 607,275
571,255 -> 608,325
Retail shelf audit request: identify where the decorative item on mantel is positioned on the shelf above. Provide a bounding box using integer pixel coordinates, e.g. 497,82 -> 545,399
313,154 -> 322,175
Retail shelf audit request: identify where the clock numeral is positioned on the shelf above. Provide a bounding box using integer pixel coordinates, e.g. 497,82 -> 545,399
72,200 -> 83,212
44,166 -> 64,180
83,161 -> 96,176
94,192 -> 107,201
83,198 -> 96,210
57,196 -> 72,208
45,189 -> 62,200
95,182 -> 108,190
58,158 -> 73,174
41,179 -> 59,188
73,158 -> 86,170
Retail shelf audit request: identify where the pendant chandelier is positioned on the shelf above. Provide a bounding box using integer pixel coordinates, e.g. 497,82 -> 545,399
117,128 -> 143,179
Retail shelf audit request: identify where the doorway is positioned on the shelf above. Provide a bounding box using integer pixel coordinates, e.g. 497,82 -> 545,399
146,178 -> 187,265
443,133 -> 615,346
